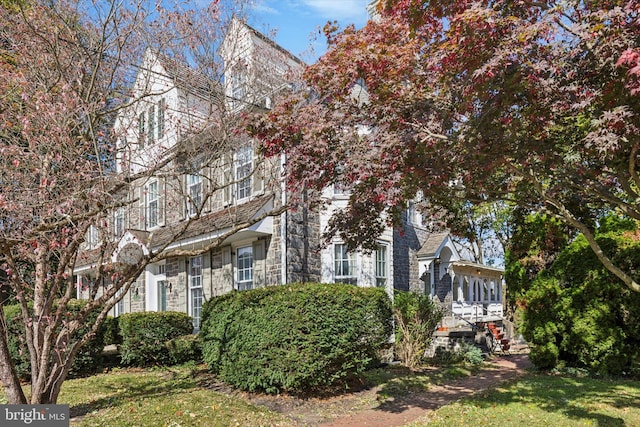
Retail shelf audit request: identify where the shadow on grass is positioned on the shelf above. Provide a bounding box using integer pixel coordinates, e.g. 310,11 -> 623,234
371,354 -> 640,426
68,369 -> 197,418
468,374 -> 640,427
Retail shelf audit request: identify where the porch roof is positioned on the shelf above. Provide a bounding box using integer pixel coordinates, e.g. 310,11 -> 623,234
416,232 -> 451,259
74,195 -> 274,271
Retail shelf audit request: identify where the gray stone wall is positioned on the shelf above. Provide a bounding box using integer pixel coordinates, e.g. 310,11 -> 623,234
393,214 -> 428,292
286,203 -> 322,283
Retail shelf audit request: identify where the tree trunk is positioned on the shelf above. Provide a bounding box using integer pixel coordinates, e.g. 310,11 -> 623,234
0,312 -> 27,404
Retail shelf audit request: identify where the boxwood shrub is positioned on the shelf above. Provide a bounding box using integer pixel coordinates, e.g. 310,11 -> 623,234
166,334 -> 202,365
118,311 -> 194,366
3,299 -> 108,379
200,282 -> 393,394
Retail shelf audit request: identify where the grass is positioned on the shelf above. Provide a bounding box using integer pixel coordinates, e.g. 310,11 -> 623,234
4,362 -> 640,426
58,364 -> 290,427
406,372 -> 640,427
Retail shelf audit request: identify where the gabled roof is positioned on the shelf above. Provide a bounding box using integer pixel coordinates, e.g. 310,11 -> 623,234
156,53 -> 222,101
221,17 -> 305,67
416,232 -> 451,258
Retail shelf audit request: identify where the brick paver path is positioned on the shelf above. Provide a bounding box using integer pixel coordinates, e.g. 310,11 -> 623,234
320,354 -> 532,427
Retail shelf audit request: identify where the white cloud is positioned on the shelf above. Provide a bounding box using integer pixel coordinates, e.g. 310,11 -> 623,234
251,1 -> 280,15
299,0 -> 369,20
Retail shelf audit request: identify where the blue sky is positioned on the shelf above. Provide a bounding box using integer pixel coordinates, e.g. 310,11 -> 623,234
247,0 -> 371,63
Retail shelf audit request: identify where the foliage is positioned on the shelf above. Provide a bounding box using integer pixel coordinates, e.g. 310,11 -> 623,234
118,312 -> 194,367
510,214 -> 640,374
165,334 -> 202,365
461,343 -> 484,366
0,0 -> 282,405
3,300 -> 108,379
393,290 -> 443,368
200,283 -> 393,394
252,0 -> 640,292
101,316 -> 121,347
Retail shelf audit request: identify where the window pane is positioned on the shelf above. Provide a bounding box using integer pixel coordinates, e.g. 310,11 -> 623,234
237,246 -> 253,291
191,287 -> 203,331
236,145 -> 253,200
189,256 -> 203,331
375,245 -> 387,288
147,181 -> 159,228
334,244 -> 356,285
188,173 -> 203,216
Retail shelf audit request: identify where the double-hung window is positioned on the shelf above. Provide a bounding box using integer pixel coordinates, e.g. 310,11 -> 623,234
114,207 -> 125,237
187,173 -> 203,216
189,256 -> 203,331
334,244 -> 357,285
375,245 -> 388,288
86,225 -> 99,249
146,180 -> 159,229
237,246 -> 253,291
236,145 -> 252,200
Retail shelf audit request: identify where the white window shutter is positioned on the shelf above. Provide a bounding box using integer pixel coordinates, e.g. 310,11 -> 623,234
159,178 -> 166,226
223,152 -> 233,206
252,152 -> 264,196
139,185 -> 146,230
203,167 -> 212,213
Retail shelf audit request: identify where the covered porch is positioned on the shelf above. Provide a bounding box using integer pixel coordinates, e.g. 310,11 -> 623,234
417,233 -> 505,323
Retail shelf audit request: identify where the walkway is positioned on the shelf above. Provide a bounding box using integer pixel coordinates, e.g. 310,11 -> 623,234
320,354 -> 532,427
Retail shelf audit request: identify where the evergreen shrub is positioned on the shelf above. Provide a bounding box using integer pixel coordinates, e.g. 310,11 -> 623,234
119,311 -> 193,366
200,283 -> 393,394
166,334 -> 202,365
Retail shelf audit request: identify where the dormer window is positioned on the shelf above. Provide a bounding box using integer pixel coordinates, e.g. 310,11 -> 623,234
231,67 -> 247,109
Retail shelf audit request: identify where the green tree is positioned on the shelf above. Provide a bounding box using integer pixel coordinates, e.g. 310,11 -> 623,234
252,0 -> 640,293
509,214 -> 640,374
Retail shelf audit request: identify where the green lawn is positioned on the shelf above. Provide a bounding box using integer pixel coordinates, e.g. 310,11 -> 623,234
59,365 -> 289,427
407,373 -> 640,427
4,364 -> 640,426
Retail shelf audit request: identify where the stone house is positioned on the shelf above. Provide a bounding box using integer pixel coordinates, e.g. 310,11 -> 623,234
73,18 -> 505,332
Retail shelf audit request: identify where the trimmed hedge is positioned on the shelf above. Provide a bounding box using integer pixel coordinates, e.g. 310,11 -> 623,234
118,311 -> 194,366
166,334 -> 202,365
3,299 -> 108,379
200,283 -> 393,394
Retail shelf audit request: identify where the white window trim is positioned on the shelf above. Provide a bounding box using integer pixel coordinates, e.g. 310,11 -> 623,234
145,179 -> 160,229
375,244 -> 388,288
334,243 -> 357,285
189,256 -> 204,332
235,145 -> 253,201
187,172 -> 204,217
236,245 -> 253,291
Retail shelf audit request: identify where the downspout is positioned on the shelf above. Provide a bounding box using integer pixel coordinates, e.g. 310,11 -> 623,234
280,153 -> 287,285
